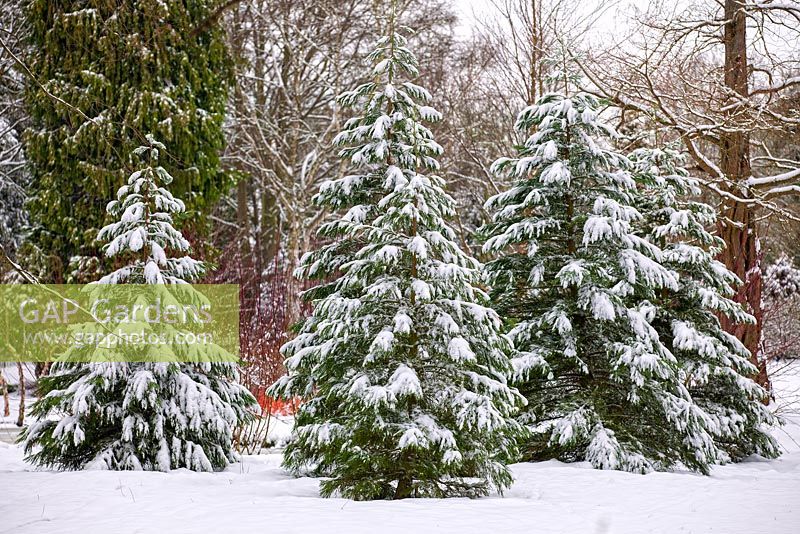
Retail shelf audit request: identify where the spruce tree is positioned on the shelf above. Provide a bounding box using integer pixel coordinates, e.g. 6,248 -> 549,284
481,93 -> 722,473
23,0 -> 231,281
629,147 -> 779,462
268,25 -> 523,500
21,138 -> 255,471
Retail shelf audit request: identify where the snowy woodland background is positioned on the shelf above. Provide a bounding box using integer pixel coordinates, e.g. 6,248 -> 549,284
1,0 -> 800,531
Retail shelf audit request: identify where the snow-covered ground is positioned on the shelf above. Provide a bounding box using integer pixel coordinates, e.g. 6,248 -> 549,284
1,365 -> 799,534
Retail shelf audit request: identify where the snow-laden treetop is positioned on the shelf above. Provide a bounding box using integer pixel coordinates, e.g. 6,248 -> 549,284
484,92 -> 678,305
310,31 -> 443,212
97,136 -> 203,284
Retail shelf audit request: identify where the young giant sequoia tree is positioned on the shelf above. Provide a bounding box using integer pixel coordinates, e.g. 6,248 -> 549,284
482,93 -> 725,473
629,147 -> 778,462
269,28 -> 523,500
21,140 -> 255,471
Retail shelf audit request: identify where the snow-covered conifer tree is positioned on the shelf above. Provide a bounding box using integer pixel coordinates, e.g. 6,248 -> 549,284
764,255 -> 800,300
95,139 -> 203,285
21,137 -> 255,471
481,93 -> 723,473
762,255 -> 800,361
629,147 -> 779,461
268,22 -> 523,500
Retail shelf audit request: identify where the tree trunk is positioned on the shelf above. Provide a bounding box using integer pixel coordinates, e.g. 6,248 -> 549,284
16,362 -> 24,427
259,186 -> 279,270
394,474 -> 413,500
717,207 -> 768,390
528,0 -> 540,105
285,213 -> 302,325
1,371 -> 9,417
230,5 -> 263,353
718,0 -> 769,393
238,177 -> 257,328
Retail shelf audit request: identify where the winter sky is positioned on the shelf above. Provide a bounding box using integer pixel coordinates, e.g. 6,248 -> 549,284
453,0 -> 655,40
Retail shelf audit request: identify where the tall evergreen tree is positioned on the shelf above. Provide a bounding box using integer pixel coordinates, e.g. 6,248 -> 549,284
269,24 -> 523,500
629,147 -> 779,462
23,0 -> 231,281
21,139 -> 255,471
481,92 -> 722,473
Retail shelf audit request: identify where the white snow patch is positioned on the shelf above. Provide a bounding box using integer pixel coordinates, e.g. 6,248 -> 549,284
1,363 -> 799,533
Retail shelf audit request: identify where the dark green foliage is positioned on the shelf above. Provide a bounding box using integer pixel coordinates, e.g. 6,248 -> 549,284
481,93 -> 723,474
23,0 -> 231,280
629,147 -> 780,463
269,30 -> 523,500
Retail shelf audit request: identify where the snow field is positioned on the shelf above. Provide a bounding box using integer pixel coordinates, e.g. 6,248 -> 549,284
1,364 -> 798,534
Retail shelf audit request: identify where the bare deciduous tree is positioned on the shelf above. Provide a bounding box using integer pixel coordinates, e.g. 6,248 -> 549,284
0,0 -> 29,262
15,361 -> 24,426
474,0 -> 619,104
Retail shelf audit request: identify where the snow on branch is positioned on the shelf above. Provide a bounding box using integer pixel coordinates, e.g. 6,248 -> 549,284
747,167 -> 800,188
750,75 -> 800,96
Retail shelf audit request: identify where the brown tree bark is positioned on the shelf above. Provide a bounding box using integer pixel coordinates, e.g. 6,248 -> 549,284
237,177 -> 258,328
717,204 -> 768,390
717,0 -> 769,393
394,473 -> 413,500
15,362 -> 24,427
528,0 -> 542,104
229,3 -> 263,339
1,371 -> 9,417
